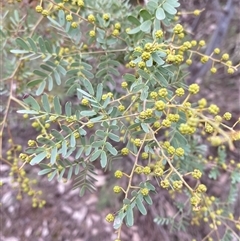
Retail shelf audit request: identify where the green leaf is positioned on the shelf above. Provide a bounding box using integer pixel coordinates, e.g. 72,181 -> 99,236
54,70 -> 61,85
23,95 -> 40,111
141,123 -> 149,133
102,121 -> 109,128
61,124 -> 72,134
37,137 -> 55,146
155,71 -> 168,86
65,102 -> 72,116
65,21 -> 71,33
152,52 -> 165,65
90,150 -> 101,162
81,95 -> 98,104
147,1 -> 158,13
48,75 -> 53,91
96,68 -> 107,78
146,56 -> 153,67
96,130 -> 107,138
34,69 -> 48,77
65,147 -> 76,158
25,147 -> 45,155
40,64 -> 53,72
81,69 -> 94,79
38,37 -> 46,53
90,115 -> 104,122
140,9 -> 152,21
228,184 -> 238,204
156,7 -> 166,20
53,96 -> 62,115
136,196 -> 147,215
41,94 -> 51,112
47,16 -> 62,28
81,62 -> 93,70
110,124 -> 119,130
105,142 -> 118,156
36,80 -> 46,96
92,140 -> 104,148
126,206 -> 134,227
67,166 -> 73,180
17,109 -> 39,115
162,2 -> 177,14
131,190 -> 138,197
100,151 -> 107,168
123,199 -> 131,205
77,88 -> 92,98
38,169 -> 52,175
144,195 -> 153,205
79,186 -> 89,197
129,123 -> 141,130
46,60 -> 56,67
153,18 -> 161,31
96,83 -> 103,102
154,216 -> 173,226
222,230 -> 233,241
140,87 -> 149,101
80,110 -> 97,117
75,146 -> 84,159
85,146 -> 92,156
231,170 -> 240,184
109,107 -> 118,117
173,131 -> 187,145
102,97 -> 111,109
140,20 -> 152,33
61,140 -> 68,157
57,65 -> 67,76
108,132 -> 120,142
217,146 -> 227,164
138,69 -> 150,79
108,67 -> 120,76
127,15 -> 140,26
50,146 -> 58,165
127,26 -> 141,35
67,83 -> 79,96
16,37 -> 29,50
82,78 -> 94,95
27,37 -> 38,52
113,211 -> 126,230
70,133 -> 76,147
75,163 -> 80,175
48,169 -> 58,181
146,182 -> 156,191
123,73 -> 137,82
45,40 -> 52,54
58,168 -> 66,181
27,79 -> 43,88
30,152 -> 47,165
131,83 -> 146,92
13,10 -> 19,22
78,128 -> 87,136
10,49 -> 30,54
208,168 -> 220,180
167,0 -> 180,7
51,129 -> 64,141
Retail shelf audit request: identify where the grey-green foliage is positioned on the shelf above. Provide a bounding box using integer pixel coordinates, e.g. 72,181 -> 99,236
14,0 -> 184,212
6,0 -> 240,239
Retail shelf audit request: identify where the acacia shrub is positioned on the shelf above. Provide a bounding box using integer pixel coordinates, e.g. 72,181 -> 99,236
1,0 -> 240,240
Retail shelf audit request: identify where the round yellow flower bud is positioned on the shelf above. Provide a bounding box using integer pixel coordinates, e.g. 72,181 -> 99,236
35,5 -> 43,13
66,14 -> 73,22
